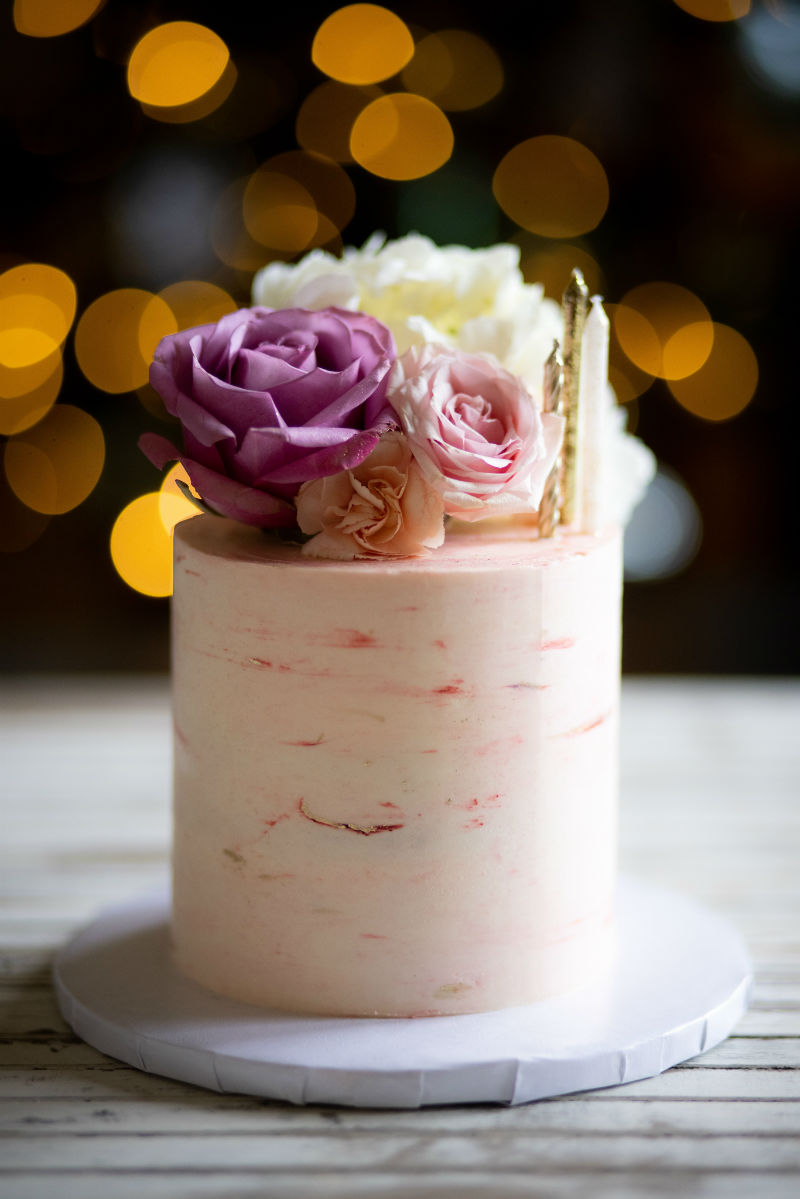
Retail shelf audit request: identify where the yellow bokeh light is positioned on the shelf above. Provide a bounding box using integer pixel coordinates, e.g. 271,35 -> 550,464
351,93 -> 453,180
604,304 -> 656,405
13,0 -> 103,38
614,283 -> 713,380
110,492 -> 191,598
667,323 -> 758,421
211,179 -> 273,273
4,404 -> 105,515
0,349 -> 62,404
127,22 -> 231,109
401,30 -> 504,112
139,61 -> 238,126
296,82 -> 382,163
0,354 -> 62,436
0,263 -> 77,369
312,4 -> 414,85
672,0 -> 750,22
493,137 -> 609,238
243,150 -> 358,255
159,463 -> 202,529
243,172 -> 319,253
158,281 -> 237,333
75,289 -> 177,394
518,243 -> 604,304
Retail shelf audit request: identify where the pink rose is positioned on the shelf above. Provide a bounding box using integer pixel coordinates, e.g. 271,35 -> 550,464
388,344 -> 564,521
295,431 -> 445,559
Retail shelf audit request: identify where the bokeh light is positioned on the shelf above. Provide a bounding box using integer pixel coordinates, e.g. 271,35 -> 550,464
0,355 -> 62,436
159,463 -> 201,527
243,173 -> 318,254
75,289 -> 177,394
110,492 -> 192,597
13,0 -> 104,38
613,283 -> 713,380
127,22 -> 231,115
0,471 -> 50,553
401,30 -> 504,111
0,264 -> 77,369
518,242 -> 604,304
312,5 -> 414,84
667,323 -> 758,421
243,152 -> 355,252
211,178 -> 275,272
604,303 -> 656,406
624,465 -> 703,581
351,93 -> 453,180
158,281 -> 237,331
296,81 -> 382,163
672,1 -> 750,22
4,404 -> 104,515
493,137 -> 609,238
737,3 -> 800,98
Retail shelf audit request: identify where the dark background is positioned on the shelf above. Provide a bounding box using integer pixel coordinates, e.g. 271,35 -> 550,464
1,0 -> 798,675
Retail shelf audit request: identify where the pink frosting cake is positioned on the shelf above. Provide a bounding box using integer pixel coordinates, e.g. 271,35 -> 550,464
170,514 -> 622,1017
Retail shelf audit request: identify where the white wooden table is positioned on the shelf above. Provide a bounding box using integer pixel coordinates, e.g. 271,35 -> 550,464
1,676 -> 798,1198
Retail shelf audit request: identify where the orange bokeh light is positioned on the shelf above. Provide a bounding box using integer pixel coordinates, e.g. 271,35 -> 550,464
350,93 -> 453,180
312,5 -> 414,85
493,137 -> 609,238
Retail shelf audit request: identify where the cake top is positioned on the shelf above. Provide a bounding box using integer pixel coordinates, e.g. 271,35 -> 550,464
141,233 -> 654,561
176,512 -> 619,577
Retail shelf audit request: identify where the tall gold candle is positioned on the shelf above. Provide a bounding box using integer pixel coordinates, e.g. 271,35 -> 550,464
538,341 -> 563,539
560,269 -> 590,526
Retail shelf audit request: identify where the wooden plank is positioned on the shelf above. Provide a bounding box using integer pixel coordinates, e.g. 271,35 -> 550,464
0,1096 -> 799,1136
1,1131 -> 799,1171
0,1171 -> 799,1199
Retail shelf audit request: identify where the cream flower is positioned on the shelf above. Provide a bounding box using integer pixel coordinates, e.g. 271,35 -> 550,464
295,431 -> 445,559
252,233 -> 561,397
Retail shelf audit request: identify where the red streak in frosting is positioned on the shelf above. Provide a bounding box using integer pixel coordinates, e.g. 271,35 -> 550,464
263,814 -> 291,828
281,735 -> 325,747
360,933 -> 388,939
313,628 -> 379,649
432,639 -> 446,649
297,798 -> 403,835
379,801 -> 401,809
559,709 -> 612,738
539,637 -> 575,651
433,679 -> 464,695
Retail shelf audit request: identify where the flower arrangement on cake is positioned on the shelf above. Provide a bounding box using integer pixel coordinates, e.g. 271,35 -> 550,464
140,234 -> 654,558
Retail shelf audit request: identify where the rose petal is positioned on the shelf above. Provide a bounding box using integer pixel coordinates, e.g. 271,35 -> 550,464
137,433 -> 295,526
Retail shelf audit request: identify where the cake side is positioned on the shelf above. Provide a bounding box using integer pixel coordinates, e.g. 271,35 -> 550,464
170,515 -> 622,1017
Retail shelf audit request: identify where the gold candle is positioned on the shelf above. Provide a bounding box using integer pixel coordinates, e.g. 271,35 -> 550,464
560,269 -> 589,527
538,341 -> 563,539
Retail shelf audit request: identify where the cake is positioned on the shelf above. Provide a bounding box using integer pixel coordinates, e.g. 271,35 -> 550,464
140,234 -> 655,1018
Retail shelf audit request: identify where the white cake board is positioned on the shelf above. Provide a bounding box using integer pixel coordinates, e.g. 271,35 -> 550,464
53,876 -> 751,1108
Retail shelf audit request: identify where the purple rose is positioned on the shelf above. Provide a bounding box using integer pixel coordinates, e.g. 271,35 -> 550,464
139,306 -> 396,527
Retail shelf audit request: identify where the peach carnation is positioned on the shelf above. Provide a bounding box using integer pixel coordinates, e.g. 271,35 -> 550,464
295,431 -> 445,559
